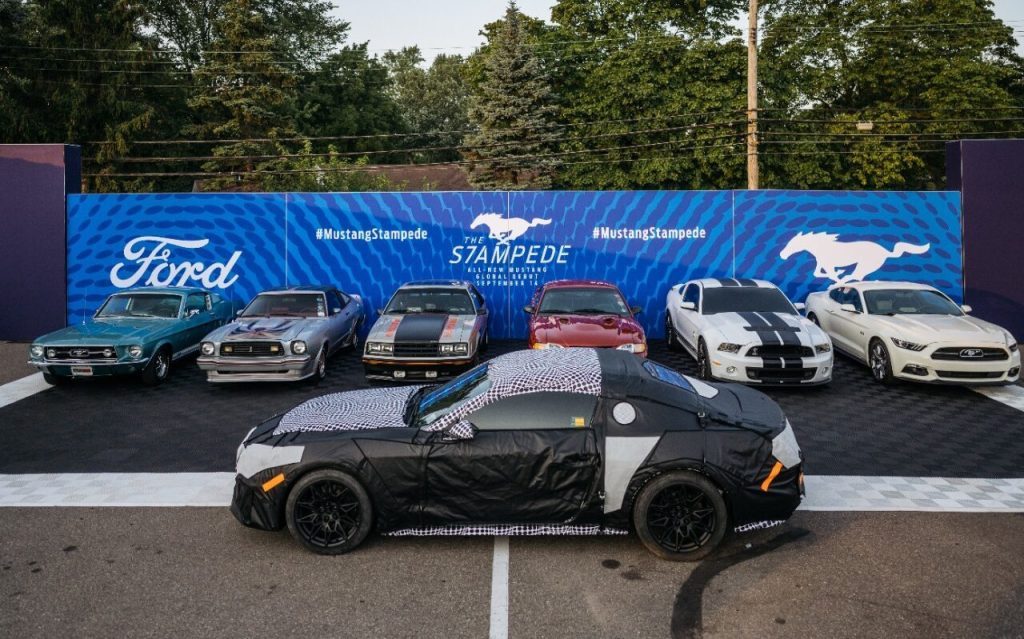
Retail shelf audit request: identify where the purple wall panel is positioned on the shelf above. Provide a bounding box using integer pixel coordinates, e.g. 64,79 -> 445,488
0,145 -> 78,340
948,140 -> 1024,340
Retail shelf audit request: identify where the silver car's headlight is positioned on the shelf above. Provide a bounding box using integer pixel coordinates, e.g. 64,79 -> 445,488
30,345 -> 43,358
616,343 -> 647,353
127,345 -> 144,358
815,342 -> 832,354
717,343 -> 742,354
366,342 -> 393,354
772,419 -> 802,469
200,342 -> 215,356
439,342 -> 469,355
291,340 -> 307,355
890,337 -> 926,351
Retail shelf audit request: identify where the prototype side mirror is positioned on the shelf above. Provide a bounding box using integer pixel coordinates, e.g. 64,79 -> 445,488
681,301 -> 696,311
441,420 -> 478,442
960,304 -> 972,314
839,303 -> 859,313
523,305 -> 535,314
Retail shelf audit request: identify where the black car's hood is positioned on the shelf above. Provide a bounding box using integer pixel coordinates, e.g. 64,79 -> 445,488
701,383 -> 786,437
272,386 -> 423,436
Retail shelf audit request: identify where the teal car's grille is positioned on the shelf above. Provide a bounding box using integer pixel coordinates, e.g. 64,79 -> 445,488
220,342 -> 285,357
44,346 -> 118,361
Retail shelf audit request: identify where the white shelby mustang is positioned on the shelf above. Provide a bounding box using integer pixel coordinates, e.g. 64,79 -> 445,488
806,281 -> 1020,385
665,278 -> 833,386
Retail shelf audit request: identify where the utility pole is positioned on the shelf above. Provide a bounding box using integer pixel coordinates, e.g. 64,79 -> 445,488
746,0 -> 759,190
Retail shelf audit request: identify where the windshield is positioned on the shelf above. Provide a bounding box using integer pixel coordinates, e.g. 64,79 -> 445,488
241,293 -> 326,318
409,363 -> 492,428
96,293 -> 181,318
702,288 -> 796,315
642,361 -> 694,392
386,288 -> 474,315
864,289 -> 963,316
538,287 -> 629,316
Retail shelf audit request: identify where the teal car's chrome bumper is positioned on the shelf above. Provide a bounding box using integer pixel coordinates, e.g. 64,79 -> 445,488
28,360 -> 149,377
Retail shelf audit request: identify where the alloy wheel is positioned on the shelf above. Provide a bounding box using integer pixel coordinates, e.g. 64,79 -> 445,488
154,353 -> 169,380
870,343 -> 888,381
292,480 -> 363,549
646,484 -> 717,553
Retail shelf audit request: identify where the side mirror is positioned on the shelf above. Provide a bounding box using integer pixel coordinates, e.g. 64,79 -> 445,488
441,420 -> 478,442
960,304 -> 972,314
331,307 -> 342,316
794,302 -> 807,311
523,305 -> 535,314
681,301 -> 696,311
839,303 -> 859,313
186,308 -> 200,318
477,307 -> 488,316
630,306 -> 642,316
235,309 -> 244,317
376,308 -> 384,316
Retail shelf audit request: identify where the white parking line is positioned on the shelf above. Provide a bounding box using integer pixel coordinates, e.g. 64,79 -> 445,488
489,536 -> 510,639
0,373 -> 51,409
973,384 -> 1024,413
2,473 -> 1024,511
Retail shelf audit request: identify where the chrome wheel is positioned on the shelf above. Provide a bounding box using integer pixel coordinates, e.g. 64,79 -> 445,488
870,341 -> 889,382
315,348 -> 327,379
154,353 -> 169,379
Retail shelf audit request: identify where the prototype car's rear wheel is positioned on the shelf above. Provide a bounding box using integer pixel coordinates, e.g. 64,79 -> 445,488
665,312 -> 681,351
633,471 -> 727,561
286,469 -> 372,555
868,338 -> 895,385
140,348 -> 170,386
696,340 -> 711,380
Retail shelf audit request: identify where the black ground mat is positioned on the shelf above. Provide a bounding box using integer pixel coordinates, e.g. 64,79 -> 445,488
0,341 -> 1021,476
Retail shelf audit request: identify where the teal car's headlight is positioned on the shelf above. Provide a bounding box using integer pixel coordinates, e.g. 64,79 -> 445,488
200,342 -> 215,356
127,345 -> 144,358
46,348 -> 57,359
30,345 -> 43,358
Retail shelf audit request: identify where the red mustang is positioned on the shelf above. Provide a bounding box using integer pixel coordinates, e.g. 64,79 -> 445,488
524,280 -> 647,355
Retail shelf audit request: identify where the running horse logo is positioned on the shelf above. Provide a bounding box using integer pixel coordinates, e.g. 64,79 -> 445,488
470,212 -> 552,245
779,232 -> 930,283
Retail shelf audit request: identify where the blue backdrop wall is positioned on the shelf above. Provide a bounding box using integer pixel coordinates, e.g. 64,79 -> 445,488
66,190 -> 963,339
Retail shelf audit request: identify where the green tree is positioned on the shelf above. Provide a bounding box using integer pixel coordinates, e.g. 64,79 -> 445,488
464,2 -> 560,190
184,0 -> 300,189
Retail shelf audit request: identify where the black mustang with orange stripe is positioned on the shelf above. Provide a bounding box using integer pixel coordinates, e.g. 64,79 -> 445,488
362,281 -> 490,382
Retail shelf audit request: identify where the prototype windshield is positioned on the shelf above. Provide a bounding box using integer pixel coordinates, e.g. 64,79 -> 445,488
386,288 -> 475,315
864,289 -> 963,316
538,287 -> 630,316
642,361 -> 694,392
702,288 -> 796,315
409,363 -> 492,428
241,293 -> 326,318
96,293 -> 182,319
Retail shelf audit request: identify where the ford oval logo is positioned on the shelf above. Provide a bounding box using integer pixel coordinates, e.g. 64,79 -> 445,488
71,348 -> 89,358
960,348 -> 984,358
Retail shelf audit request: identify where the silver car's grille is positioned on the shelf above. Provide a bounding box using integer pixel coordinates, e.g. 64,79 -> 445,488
220,341 -> 285,357
44,346 -> 117,361
393,342 -> 441,357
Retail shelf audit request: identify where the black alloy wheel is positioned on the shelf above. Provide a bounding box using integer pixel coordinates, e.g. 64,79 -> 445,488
665,313 -> 681,351
634,471 -> 727,561
286,470 -> 372,555
869,338 -> 895,385
696,340 -> 711,380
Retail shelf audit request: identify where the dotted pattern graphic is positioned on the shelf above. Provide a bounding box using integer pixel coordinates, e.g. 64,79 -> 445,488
383,524 -> 629,537
274,385 -> 422,435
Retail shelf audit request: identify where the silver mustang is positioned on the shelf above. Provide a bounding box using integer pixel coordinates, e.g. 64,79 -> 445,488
363,280 -> 489,382
197,285 -> 363,383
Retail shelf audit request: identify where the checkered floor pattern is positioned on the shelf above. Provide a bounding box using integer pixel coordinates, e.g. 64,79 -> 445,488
0,341 -> 1021,477
2,473 -> 1022,512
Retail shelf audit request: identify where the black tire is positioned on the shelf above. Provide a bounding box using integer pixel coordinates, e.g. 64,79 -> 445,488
480,329 -> 490,353
309,345 -> 328,384
868,338 -> 895,385
633,471 -> 728,562
348,322 -> 361,350
286,469 -> 373,555
696,339 -> 712,380
42,372 -> 69,386
665,312 -> 682,351
140,348 -> 171,386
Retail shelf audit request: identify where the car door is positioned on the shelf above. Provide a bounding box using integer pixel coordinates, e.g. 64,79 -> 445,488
827,288 -> 869,359
675,283 -> 702,355
183,293 -> 218,348
328,290 -> 356,350
421,391 -> 601,525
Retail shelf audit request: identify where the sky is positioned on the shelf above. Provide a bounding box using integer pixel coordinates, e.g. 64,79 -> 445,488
334,0 -> 1024,58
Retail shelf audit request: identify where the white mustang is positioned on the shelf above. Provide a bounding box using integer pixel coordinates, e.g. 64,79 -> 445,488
779,231 -> 930,283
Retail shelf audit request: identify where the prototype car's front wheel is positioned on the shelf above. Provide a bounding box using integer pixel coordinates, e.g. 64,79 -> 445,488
633,471 -> 727,561
286,469 -> 373,555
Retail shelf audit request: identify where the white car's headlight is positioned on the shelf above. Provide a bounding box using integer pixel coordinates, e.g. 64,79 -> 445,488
616,343 -> 646,353
890,337 -> 927,351
30,345 -> 43,358
366,342 -> 393,354
532,342 -> 564,349
815,342 -> 832,354
291,340 -> 307,355
127,345 -> 144,358
717,343 -> 742,354
200,342 -> 215,356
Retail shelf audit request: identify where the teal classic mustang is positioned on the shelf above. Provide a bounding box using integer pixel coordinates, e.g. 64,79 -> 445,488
28,287 -> 235,386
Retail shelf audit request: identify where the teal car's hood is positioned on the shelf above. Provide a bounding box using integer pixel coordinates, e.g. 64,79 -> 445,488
36,318 -> 176,345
